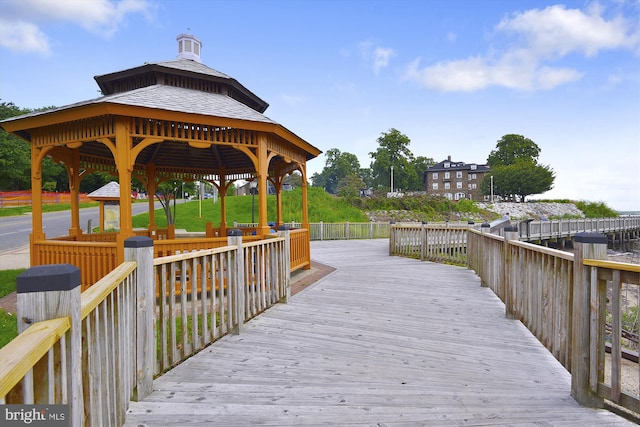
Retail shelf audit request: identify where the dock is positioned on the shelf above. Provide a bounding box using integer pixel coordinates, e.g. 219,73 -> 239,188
124,239 -> 634,426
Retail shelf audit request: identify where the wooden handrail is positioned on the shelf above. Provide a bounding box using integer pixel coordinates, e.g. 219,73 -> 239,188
0,317 -> 70,398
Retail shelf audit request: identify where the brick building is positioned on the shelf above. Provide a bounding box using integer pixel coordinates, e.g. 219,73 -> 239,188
423,156 -> 490,201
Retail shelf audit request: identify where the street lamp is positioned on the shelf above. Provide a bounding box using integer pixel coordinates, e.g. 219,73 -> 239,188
250,180 -> 258,224
390,165 -> 394,194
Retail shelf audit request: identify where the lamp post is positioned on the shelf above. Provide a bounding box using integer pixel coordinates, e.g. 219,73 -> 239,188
250,180 -> 258,224
490,175 -> 494,203
390,165 -> 394,194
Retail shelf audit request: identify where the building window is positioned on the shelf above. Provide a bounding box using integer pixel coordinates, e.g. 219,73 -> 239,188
444,182 -> 451,189
432,172 -> 438,180
456,171 -> 463,178
470,164 -> 477,170
456,182 -> 462,189
455,192 -> 466,200
445,193 -> 453,200
432,183 -> 438,190
469,173 -> 476,180
444,172 -> 450,179
444,163 -> 450,168
471,183 -> 477,189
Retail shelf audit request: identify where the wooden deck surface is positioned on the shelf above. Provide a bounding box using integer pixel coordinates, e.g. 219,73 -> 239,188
125,239 -> 634,426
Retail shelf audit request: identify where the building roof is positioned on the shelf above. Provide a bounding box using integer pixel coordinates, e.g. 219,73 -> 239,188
426,158 -> 490,173
88,181 -> 122,200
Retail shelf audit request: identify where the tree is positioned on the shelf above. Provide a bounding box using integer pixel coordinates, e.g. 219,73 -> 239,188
284,172 -> 302,188
482,133 -> 555,201
311,148 -> 362,194
156,181 -> 181,225
337,174 -> 365,199
0,102 -> 31,190
369,128 -> 417,191
487,134 -> 541,167
410,155 -> 436,190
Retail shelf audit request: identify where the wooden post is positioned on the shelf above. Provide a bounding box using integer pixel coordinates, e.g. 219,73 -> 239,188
227,229 -> 244,335
420,222 -> 427,261
503,226 -> 519,320
278,225 -> 291,303
17,264 -> 82,427
388,220 -> 395,255
571,232 -> 607,408
124,236 -> 154,401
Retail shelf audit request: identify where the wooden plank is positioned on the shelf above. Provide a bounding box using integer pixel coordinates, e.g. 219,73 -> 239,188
125,240 -> 634,426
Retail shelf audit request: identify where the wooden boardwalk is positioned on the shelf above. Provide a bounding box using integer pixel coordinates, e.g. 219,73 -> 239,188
125,240 -> 634,426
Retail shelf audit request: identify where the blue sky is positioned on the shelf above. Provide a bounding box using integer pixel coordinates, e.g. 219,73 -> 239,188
0,0 -> 638,211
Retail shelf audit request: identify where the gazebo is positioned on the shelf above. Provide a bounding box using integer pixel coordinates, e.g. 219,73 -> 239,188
0,34 -> 321,287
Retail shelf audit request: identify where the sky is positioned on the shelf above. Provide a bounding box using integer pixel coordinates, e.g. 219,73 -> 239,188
0,0 -> 638,211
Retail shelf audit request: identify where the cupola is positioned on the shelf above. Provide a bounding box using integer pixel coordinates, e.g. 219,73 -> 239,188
176,33 -> 202,63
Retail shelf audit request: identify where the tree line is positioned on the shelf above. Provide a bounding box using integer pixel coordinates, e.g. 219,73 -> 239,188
311,128 -> 554,202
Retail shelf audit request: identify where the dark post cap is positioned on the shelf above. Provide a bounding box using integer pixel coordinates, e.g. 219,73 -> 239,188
481,222 -> 490,228
17,264 -> 81,293
504,226 -> 518,232
124,236 -> 154,248
468,220 -> 475,225
574,232 -> 607,244
278,224 -> 290,231
390,220 -> 396,224
227,229 -> 243,237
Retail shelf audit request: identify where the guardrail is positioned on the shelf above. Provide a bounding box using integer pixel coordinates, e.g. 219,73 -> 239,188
0,230 -> 292,426
519,217 -> 640,242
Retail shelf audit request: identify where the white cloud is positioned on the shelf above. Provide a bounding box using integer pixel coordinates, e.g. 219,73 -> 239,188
496,4 -> 637,58
372,47 -> 395,74
0,0 -> 154,55
0,19 -> 50,55
358,39 -> 395,73
404,3 -> 638,92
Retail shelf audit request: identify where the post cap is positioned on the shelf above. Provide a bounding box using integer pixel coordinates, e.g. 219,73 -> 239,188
504,226 -> 518,232
468,220 -> 475,225
278,224 -> 290,231
124,236 -> 154,248
481,222 -> 490,228
227,229 -> 243,237
17,264 -> 81,293
574,232 -> 608,244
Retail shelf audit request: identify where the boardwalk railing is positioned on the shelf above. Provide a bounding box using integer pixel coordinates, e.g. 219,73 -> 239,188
520,217 -> 640,242
389,223 -> 470,265
0,229 -> 292,426
392,223 -> 639,414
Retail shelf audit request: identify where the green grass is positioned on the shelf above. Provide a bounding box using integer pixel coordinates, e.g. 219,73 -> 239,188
0,202 -> 99,217
0,269 -> 23,298
133,187 -> 368,231
0,309 -> 18,349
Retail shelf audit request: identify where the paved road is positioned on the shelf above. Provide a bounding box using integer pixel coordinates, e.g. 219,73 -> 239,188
0,201 -> 164,253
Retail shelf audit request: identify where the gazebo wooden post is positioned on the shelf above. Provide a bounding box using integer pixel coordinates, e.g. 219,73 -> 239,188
257,138 -> 270,236
114,119 -> 134,262
274,177 -> 283,226
301,165 -> 311,269
30,146 -> 46,266
67,150 -> 81,237
218,172 -> 227,236
146,163 -> 157,236
301,165 -> 309,230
